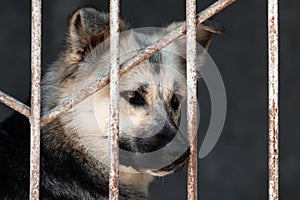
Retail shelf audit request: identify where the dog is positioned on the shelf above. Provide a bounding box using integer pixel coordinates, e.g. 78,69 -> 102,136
0,7 -> 222,199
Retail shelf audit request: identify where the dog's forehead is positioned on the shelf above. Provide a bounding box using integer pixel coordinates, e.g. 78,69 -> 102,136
119,62 -> 185,94
118,29 -> 185,90
83,29 -> 186,95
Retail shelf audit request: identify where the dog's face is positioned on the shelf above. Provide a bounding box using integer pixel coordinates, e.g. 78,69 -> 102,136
51,8 -> 222,176
92,57 -> 189,176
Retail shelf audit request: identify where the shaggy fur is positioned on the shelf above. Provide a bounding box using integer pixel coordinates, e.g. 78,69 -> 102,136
0,7 -> 222,199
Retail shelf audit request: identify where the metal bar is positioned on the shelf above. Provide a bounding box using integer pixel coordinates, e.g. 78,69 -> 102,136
29,0 -> 42,199
0,91 -> 31,118
186,0 -> 197,200
40,0 -> 236,128
40,77 -> 109,127
109,0 -> 120,199
268,0 -> 279,198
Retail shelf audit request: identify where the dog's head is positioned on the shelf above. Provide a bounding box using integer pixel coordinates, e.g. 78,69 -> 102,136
47,8 -> 222,177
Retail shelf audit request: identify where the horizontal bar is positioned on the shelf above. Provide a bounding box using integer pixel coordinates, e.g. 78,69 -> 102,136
29,0 -> 42,199
109,0 -> 120,199
186,0 -> 198,199
40,0 -> 236,128
0,90 -> 31,118
268,0 -> 279,198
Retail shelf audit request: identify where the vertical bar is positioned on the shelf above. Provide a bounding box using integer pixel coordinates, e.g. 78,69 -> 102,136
268,0 -> 279,199
30,0 -> 42,199
186,0 -> 197,200
109,0 -> 120,199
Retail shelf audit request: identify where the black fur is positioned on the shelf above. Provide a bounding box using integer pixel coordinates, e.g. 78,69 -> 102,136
0,112 -> 30,199
0,111 -> 146,199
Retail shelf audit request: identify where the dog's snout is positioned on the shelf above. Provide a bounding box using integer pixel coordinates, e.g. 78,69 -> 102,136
135,118 -> 178,153
119,117 -> 178,153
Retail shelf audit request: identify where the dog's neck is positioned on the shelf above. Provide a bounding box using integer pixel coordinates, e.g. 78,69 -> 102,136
119,169 -> 154,195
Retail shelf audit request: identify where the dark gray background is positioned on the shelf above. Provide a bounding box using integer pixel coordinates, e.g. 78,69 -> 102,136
0,0 -> 299,199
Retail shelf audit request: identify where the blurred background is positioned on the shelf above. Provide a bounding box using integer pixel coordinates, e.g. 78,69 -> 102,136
0,0 -> 299,199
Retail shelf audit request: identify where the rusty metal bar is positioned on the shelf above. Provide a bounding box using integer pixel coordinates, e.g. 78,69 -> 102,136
186,0 -> 197,200
29,0 -> 42,199
109,0 -> 120,199
40,0 -> 235,128
268,0 -> 279,199
0,91 -> 31,118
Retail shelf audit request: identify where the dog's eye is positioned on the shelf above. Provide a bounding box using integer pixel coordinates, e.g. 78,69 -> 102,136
121,91 -> 146,106
170,94 -> 180,110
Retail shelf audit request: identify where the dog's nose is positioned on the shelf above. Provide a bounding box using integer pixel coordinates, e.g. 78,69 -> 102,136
135,117 -> 178,153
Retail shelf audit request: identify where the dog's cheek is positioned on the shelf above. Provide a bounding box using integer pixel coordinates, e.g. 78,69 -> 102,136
94,94 -> 110,137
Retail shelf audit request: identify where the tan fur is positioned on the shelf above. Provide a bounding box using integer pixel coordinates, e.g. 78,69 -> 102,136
39,8 -> 223,198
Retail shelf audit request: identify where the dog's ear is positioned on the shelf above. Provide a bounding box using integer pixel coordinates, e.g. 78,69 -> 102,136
67,7 -> 128,57
195,19 -> 224,50
167,19 -> 224,50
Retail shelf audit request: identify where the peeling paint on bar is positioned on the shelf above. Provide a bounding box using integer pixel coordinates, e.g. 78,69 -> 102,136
29,0 -> 42,199
268,0 -> 279,199
0,91 -> 31,118
40,0 -> 236,128
109,0 -> 120,199
186,0 -> 197,200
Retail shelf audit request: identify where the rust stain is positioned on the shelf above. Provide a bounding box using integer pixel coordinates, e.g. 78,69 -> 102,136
268,0 -> 279,198
30,0 -> 42,199
109,0 -> 120,199
186,0 -> 197,199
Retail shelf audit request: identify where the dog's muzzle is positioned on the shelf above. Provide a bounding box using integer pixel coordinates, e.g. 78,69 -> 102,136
118,115 -> 190,173
119,116 -> 178,153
